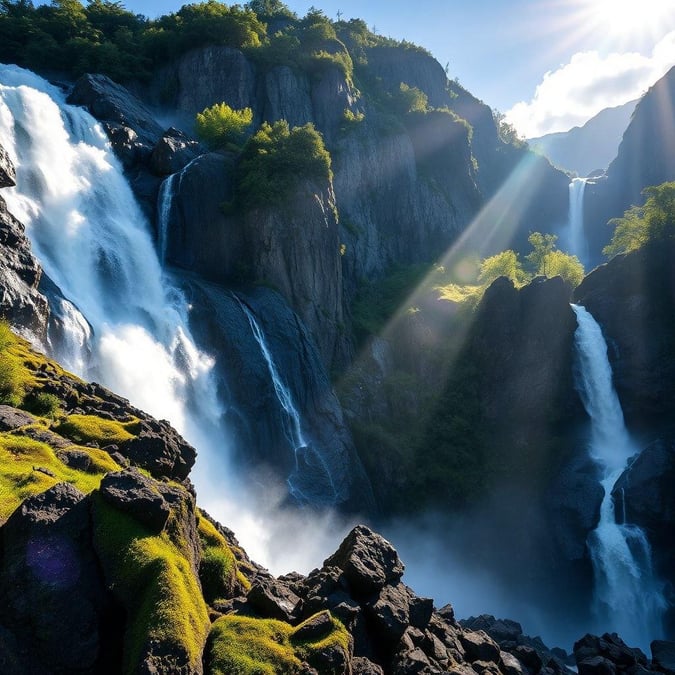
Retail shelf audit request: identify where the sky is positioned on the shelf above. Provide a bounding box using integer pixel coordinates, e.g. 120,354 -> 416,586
38,0 -> 675,138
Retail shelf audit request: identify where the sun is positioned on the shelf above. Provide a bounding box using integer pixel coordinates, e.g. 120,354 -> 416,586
578,0 -> 674,38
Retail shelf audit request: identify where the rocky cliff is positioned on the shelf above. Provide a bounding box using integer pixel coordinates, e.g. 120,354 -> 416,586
583,66 -> 675,263
1,324 -> 674,674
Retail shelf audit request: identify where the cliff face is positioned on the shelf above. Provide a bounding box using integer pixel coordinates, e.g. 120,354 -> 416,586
584,66 -> 675,263
0,144 -> 50,342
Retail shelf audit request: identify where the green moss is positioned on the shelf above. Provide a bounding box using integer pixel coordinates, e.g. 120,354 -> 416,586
55,414 -> 140,445
206,615 -> 300,675
197,514 -> 238,603
93,496 -> 210,674
0,321 -> 32,406
0,432 -> 119,523
206,612 -> 350,675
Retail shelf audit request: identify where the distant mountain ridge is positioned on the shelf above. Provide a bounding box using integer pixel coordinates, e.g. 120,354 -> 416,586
528,99 -> 637,176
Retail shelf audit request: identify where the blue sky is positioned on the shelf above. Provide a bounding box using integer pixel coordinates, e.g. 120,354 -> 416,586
38,1 -> 675,136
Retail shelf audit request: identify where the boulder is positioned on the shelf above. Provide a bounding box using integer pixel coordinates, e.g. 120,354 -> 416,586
324,525 -> 405,597
246,578 -> 301,622
68,74 -> 163,147
651,641 -> 675,673
150,128 -> 202,176
117,423 -> 196,480
352,656 -> 385,674
0,484 -> 109,672
574,634 -> 647,672
460,631 -> 501,664
99,468 -> 171,532
366,583 -> 411,645
0,405 -> 36,431
0,141 -> 16,187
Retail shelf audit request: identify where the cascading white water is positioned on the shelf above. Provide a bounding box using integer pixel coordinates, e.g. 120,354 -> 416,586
572,304 -> 666,648
0,64 -> 219,436
0,64 -> 356,573
568,177 -> 587,264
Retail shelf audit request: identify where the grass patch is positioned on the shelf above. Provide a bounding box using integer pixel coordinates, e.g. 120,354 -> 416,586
93,496 -> 210,674
0,321 -> 32,406
55,414 -> 140,445
0,432 -> 119,523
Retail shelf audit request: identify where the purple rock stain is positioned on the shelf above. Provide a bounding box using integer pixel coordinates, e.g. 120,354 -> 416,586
26,535 -> 80,588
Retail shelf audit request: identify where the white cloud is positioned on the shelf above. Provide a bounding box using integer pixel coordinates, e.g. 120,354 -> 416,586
506,30 -> 675,139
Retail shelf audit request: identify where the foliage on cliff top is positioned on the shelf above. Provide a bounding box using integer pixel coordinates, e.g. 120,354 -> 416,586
237,120 -> 332,208
604,181 -> 675,258
194,102 -> 253,150
0,0 -> 265,81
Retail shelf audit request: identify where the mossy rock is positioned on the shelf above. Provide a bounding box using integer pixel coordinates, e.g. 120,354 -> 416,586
55,413 -> 141,446
92,494 -> 210,674
197,513 -> 242,603
0,432 -> 120,523
205,611 -> 351,675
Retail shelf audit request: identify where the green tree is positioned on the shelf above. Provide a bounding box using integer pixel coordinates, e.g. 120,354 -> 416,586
478,250 -> 526,287
525,231 -> 558,275
194,102 -> 253,149
244,0 -> 295,20
237,120 -> 332,207
604,181 -> 675,257
539,249 -> 584,287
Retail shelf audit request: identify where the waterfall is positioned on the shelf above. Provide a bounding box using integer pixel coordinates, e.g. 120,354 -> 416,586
0,62 -> 224,481
572,304 -> 665,648
568,177 -> 587,264
157,172 -> 178,264
232,294 -> 338,505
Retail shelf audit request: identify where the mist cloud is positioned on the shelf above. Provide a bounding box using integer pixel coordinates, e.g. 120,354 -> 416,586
506,30 -> 675,138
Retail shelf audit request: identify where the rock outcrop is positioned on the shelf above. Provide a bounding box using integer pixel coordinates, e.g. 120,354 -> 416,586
0,144 -> 50,341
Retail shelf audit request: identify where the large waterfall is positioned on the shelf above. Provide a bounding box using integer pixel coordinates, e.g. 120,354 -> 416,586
0,64 -> 353,572
568,177 -> 587,264
572,304 -> 665,648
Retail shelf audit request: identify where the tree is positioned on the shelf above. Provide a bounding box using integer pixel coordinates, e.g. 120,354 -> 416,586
478,250 -> 526,287
604,181 -> 675,257
194,102 -> 253,149
525,232 -> 557,275
539,250 -> 584,287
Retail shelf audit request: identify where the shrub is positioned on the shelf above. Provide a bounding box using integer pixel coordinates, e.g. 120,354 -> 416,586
195,103 -> 253,150
237,120 -> 332,208
22,391 -> 61,418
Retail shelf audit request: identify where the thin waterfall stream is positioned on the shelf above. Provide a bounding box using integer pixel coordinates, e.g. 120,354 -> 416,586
572,303 -> 666,648
568,177 -> 587,265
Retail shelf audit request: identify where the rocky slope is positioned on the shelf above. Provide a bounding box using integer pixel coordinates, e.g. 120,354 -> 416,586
2,320 -> 675,674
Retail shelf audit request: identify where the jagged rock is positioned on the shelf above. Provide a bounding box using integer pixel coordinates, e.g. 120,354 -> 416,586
294,610 -> 333,641
68,74 -> 163,147
99,468 -> 171,532
324,525 -> 405,596
577,656 -> 617,675
100,121 -> 150,169
352,656 -> 385,674
264,65 -> 313,127
409,595 -> 434,629
0,405 -> 36,431
651,641 -> 675,673
150,128 -> 202,176
460,631 -> 501,664
0,194 -> 50,339
461,616 -> 523,644
366,583 -> 411,645
512,645 -> 543,672
0,484 -> 109,673
117,424 -> 196,480
574,634 -> 648,672
500,651 -> 526,675
0,141 -> 16,187
246,578 -> 301,622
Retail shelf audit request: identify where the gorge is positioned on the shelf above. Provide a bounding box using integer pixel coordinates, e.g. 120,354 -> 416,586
1,3 -> 675,672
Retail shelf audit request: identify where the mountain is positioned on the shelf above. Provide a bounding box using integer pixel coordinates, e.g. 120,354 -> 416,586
584,65 -> 675,263
527,99 -> 637,176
